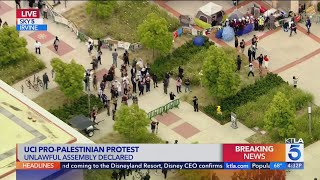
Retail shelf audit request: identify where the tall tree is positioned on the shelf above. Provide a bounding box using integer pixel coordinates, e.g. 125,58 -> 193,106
137,13 -> 173,58
264,92 -> 296,139
0,26 -> 27,66
51,58 -> 84,101
86,0 -> 117,19
113,104 -> 150,143
202,46 -> 241,100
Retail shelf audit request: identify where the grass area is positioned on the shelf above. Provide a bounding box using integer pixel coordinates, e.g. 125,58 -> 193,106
0,53 -> 45,85
33,87 -> 69,110
180,86 -> 215,107
94,132 -> 127,144
63,1 -> 180,42
246,133 -> 275,144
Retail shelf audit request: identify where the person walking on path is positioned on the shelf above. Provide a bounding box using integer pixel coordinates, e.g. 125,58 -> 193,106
42,72 -> 49,90
176,77 -> 182,93
96,50 -> 102,65
138,80 -> 144,96
293,76 -> 298,88
306,17 -> 312,34
193,96 -> 199,112
248,63 -> 254,77
88,41 -> 93,56
34,40 -> 41,54
251,45 -> 256,60
252,35 -> 258,49
184,77 -> 191,92
257,54 -> 263,68
123,50 -> 129,66
53,36 -> 59,52
240,39 -> 245,53
151,121 -> 157,133
235,55 -> 242,72
113,96 -> 118,111
112,49 -> 118,67
162,169 -> 168,179
247,46 -> 252,63
234,35 -> 239,48
91,108 -> 97,123
264,55 -> 269,69
97,38 -> 102,52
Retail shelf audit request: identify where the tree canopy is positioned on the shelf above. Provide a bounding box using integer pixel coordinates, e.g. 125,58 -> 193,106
0,26 -> 28,66
51,58 -> 84,101
113,104 -> 151,143
202,46 -> 241,100
137,13 -> 173,57
264,92 -> 296,139
86,0 -> 117,19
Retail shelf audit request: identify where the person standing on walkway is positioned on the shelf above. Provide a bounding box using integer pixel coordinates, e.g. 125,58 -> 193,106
151,121 -> 157,133
113,96 -> 118,111
184,77 -> 191,92
163,78 -> 169,94
235,55 -> 242,72
170,92 -> 176,100
290,20 -> 297,37
123,50 -> 129,66
293,76 -> 298,88
162,169 -> 168,179
111,170 -> 118,180
145,75 -> 151,92
91,108 -> 97,123
234,35 -> 239,48
92,75 -> 97,90
257,54 -> 263,68
138,80 -> 144,96
112,49 -> 118,67
264,55 -> 269,69
247,46 -> 252,63
251,45 -> 256,60
306,17 -> 312,34
131,77 -> 137,94
193,96 -> 199,112
240,39 -> 245,54
96,50 -> 102,65
88,41 -> 93,56
152,74 -> 158,88
176,77 -> 182,93
42,72 -> 49,90
15,0 -> 21,9
269,13 -> 275,30
252,35 -> 258,49
53,36 -> 59,52
248,63 -> 254,77
34,40 -> 41,54
43,4 -> 48,19
97,38 -> 102,51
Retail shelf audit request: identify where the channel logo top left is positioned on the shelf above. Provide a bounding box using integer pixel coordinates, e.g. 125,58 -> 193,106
16,9 -> 47,31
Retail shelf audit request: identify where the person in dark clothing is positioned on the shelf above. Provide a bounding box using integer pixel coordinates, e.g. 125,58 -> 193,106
91,109 -> 97,123
151,121 -> 157,133
139,81 -> 144,96
119,169 -> 126,180
0,18 -> 2,27
123,50 -> 130,66
143,173 -> 150,180
112,109 -> 116,121
165,141 -> 169,144
53,36 -> 59,51
306,17 -> 312,34
42,72 -> 49,90
97,38 -> 102,51
235,55 -> 242,72
248,47 -> 252,63
170,92 -> 176,100
106,99 -> 110,116
184,77 -> 191,92
251,46 -> 256,60
96,50 -> 102,65
174,140 -> 178,144
257,54 -> 264,68
165,72 -> 170,80
130,67 -> 136,78
28,0 -> 35,8
290,21 -> 297,37
111,170 -> 118,180
162,169 -> 168,179
93,75 -> 97,90
178,66 -> 184,79
145,75 -> 151,92
15,0 -> 21,8
152,74 -> 158,88
163,78 -> 169,94
193,96 -> 198,112
234,35 -> 239,48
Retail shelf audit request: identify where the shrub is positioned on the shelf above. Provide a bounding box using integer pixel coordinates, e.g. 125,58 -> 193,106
150,36 -> 214,80
295,131 -> 313,146
194,18 -> 211,29
204,73 -> 285,122
50,95 -> 103,122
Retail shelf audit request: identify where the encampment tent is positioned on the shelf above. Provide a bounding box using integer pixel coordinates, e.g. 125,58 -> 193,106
195,2 -> 224,24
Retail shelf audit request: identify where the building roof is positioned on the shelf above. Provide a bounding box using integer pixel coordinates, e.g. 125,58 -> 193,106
198,2 -> 223,16
0,80 -> 93,180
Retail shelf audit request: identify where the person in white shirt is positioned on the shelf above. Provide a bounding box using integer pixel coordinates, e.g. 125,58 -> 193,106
35,40 -> 41,54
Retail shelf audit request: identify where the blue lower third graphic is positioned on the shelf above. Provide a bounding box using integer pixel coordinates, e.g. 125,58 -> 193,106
16,24 -> 47,31
286,162 -> 304,170
224,162 -> 251,170
270,162 -> 287,170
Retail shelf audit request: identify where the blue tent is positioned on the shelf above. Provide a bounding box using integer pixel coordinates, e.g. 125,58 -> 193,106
193,36 -> 205,46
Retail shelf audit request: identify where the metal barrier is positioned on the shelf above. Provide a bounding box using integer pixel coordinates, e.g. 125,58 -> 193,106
147,99 -> 180,119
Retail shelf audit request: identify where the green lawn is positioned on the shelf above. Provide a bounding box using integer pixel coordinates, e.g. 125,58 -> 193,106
33,87 -> 69,110
0,53 -> 45,85
63,1 -> 180,42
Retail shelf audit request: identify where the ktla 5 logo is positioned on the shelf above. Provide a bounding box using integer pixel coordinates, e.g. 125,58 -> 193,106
285,139 -> 304,162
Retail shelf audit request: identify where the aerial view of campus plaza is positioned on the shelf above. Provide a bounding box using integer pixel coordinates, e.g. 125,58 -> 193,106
1,0 -> 320,179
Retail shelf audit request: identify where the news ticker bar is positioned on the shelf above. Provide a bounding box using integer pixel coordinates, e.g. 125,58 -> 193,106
17,162 -> 304,170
